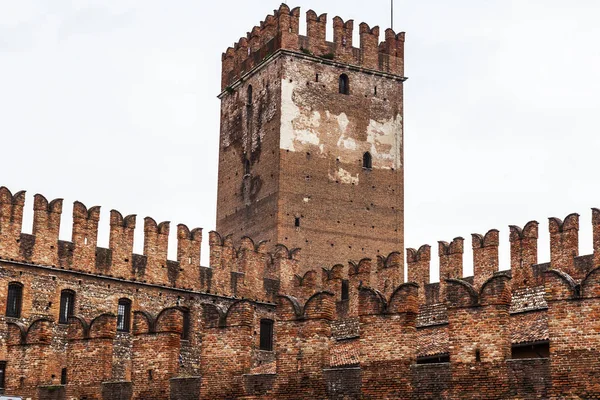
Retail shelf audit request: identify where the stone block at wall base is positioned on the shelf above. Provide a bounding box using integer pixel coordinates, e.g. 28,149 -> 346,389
102,381 -> 133,400
170,376 -> 201,400
243,374 -> 276,396
324,367 -> 361,400
38,385 -> 66,400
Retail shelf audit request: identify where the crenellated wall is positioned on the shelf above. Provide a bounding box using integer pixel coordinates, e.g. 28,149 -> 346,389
0,187 -> 203,291
4,1 -> 599,398
220,4 -> 405,90
3,186 -> 600,399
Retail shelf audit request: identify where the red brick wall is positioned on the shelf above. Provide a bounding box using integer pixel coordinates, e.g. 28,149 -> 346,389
358,284 -> 418,398
66,314 -> 116,399
274,292 -> 334,399
131,309 -> 183,400
446,274 -> 512,399
200,301 -> 255,399
545,267 -> 600,398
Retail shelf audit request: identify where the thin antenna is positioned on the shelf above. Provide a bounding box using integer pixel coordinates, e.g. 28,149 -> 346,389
391,0 -> 394,30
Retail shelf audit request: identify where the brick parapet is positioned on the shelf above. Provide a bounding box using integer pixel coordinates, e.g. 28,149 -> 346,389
0,186 -> 204,291
0,187 -> 26,260
220,4 -> 406,90
549,213 -> 580,279
32,194 -> 63,266
72,201 -> 100,274
509,221 -> 539,289
407,245 -> 431,304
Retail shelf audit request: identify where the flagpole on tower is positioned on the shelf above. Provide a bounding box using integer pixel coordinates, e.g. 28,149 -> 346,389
391,0 -> 394,30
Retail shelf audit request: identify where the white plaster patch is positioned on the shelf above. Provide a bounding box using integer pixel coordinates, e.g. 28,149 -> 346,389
337,135 -> 357,150
280,79 -> 322,151
367,114 -> 403,169
328,168 -> 359,185
337,113 -> 349,133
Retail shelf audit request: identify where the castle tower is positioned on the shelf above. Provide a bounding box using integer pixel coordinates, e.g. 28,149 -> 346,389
216,4 -> 406,268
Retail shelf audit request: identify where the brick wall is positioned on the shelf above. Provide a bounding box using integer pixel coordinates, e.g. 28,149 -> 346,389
507,359 -> 550,398
358,284 -> 418,398
545,267 -> 600,398
446,274 -> 512,399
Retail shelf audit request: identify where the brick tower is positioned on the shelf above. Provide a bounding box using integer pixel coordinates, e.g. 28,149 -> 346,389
216,4 -> 406,268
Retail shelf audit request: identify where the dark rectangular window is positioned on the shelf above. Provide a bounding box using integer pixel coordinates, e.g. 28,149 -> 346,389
416,354 -> 450,365
61,368 -> 67,385
117,299 -> 131,332
181,311 -> 190,340
259,319 -> 274,351
341,280 -> 349,301
59,290 -> 75,324
511,341 -> 550,359
6,283 -> 23,318
0,361 -> 6,389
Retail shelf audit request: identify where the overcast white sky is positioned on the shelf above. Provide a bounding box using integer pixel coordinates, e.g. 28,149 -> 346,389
1,1 -> 599,280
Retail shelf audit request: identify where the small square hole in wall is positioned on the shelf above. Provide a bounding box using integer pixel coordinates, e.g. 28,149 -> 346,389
294,217 -> 300,227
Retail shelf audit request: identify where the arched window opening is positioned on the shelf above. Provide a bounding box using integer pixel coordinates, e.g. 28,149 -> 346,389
294,217 -> 300,227
247,85 -> 253,105
259,319 -> 274,351
339,74 -> 349,95
244,158 -> 251,176
6,282 -> 23,318
363,152 -> 372,170
59,290 -> 75,324
117,298 -> 132,332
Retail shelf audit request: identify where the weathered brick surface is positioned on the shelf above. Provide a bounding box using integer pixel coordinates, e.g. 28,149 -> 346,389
471,229 -> 499,289
38,386 -> 66,400
507,358 -> 550,398
101,381 -> 132,400
220,5 -> 404,90
216,6 -> 406,271
200,301 -> 255,399
549,213 -> 581,279
2,4 -> 600,399
446,274 -> 512,399
324,367 -> 361,399
243,374 -> 276,397
0,187 -> 25,260
545,267 -> 600,398
170,376 -> 201,400
274,292 -> 334,399
66,314 -> 116,400
410,363 -> 450,400
2,191 -> 600,400
358,284 -> 418,398
407,245 -> 430,304
509,221 -> 539,288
